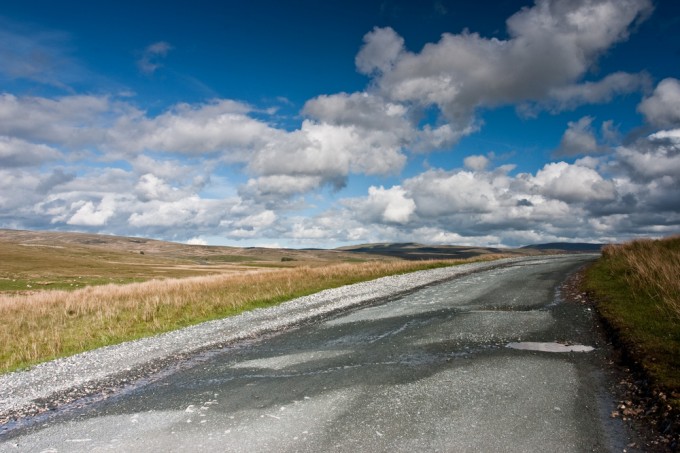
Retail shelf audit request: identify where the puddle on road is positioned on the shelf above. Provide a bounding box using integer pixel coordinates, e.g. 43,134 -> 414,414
506,342 -> 594,353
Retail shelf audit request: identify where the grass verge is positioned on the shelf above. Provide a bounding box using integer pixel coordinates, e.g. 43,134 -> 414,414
0,256 -> 504,374
584,236 -> 680,410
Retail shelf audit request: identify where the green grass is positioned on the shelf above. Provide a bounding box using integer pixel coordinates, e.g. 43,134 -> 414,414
584,236 -> 680,407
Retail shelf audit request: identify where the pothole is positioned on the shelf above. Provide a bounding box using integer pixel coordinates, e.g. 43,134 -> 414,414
506,342 -> 594,353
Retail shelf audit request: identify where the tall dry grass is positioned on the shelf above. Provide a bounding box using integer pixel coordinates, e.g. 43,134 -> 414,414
0,258 -> 500,373
601,235 -> 680,318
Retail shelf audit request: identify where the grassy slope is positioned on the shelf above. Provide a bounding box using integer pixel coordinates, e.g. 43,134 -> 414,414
0,229 -> 396,293
584,236 -> 680,408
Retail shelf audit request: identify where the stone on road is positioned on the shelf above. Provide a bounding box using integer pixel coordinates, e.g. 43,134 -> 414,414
0,255 -> 633,452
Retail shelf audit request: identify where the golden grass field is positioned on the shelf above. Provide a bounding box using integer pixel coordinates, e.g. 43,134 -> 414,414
0,229 -> 510,374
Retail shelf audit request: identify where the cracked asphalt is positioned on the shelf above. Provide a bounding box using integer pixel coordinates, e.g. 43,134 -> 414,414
0,254 -> 638,452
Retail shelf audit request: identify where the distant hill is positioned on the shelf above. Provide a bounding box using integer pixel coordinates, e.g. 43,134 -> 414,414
336,242 -> 521,261
338,241 -> 604,260
0,229 -> 603,271
0,228 -> 393,273
520,242 -> 605,252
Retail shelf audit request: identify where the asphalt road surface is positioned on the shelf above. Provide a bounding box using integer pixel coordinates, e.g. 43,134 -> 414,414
0,255 -> 636,452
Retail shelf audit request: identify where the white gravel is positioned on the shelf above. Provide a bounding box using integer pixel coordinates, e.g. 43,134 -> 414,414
0,256 -> 542,418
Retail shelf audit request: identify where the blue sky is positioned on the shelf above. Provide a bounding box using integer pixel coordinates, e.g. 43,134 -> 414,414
1,0 -> 679,248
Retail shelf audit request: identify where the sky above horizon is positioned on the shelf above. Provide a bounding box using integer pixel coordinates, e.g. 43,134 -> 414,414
1,0 -> 680,248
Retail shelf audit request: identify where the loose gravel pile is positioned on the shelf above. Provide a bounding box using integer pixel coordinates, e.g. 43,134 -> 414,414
0,256 -> 540,422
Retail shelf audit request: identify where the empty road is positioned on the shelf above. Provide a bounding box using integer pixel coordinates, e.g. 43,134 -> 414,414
0,255 -> 636,452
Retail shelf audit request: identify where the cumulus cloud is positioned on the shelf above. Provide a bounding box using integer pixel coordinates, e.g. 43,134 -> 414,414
66,196 -> 117,226
463,155 -> 489,171
247,119 -> 407,195
303,91 -> 467,153
0,136 -> 61,167
521,72 -> 652,115
233,210 -> 277,229
344,185 -> 416,224
355,27 -> 405,75
531,161 -> 617,203
412,168 -> 527,219
554,116 -> 609,157
36,168 -> 75,193
0,93 -> 112,146
357,0 -> 652,135
615,128 -> 680,182
0,169 -> 43,213
0,92 -> 409,207
108,99 -> 273,155
638,78 -> 680,128
127,196 -> 226,229
135,173 -> 182,202
339,165 -> 584,244
0,0 -> 676,248
334,130 -> 680,247
224,210 -> 278,238
240,175 -> 326,203
303,92 -> 410,132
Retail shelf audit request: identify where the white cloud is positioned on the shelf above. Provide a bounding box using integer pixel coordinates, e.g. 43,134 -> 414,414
240,175 -> 325,202
649,129 -> 680,143
332,151 -> 677,246
127,196 -> 225,228
355,27 -> 405,75
358,0 -> 652,133
66,196 -> 117,226
131,154 -> 206,182
554,116 -> 606,157
615,129 -> 680,182
521,72 -> 651,115
0,0 -> 676,248
0,93 -> 112,146
135,173 -> 181,202
248,120 -> 406,191
303,92 -> 409,132
186,237 -> 208,245
109,99 -> 274,155
0,169 -> 42,212
406,169 -> 505,217
137,41 -> 173,75
0,136 -> 62,167
347,185 -> 416,224
463,155 -> 489,171
0,93 -> 407,200
233,210 -> 277,229
638,78 -> 680,128
531,162 -> 617,203
303,91 -> 466,154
